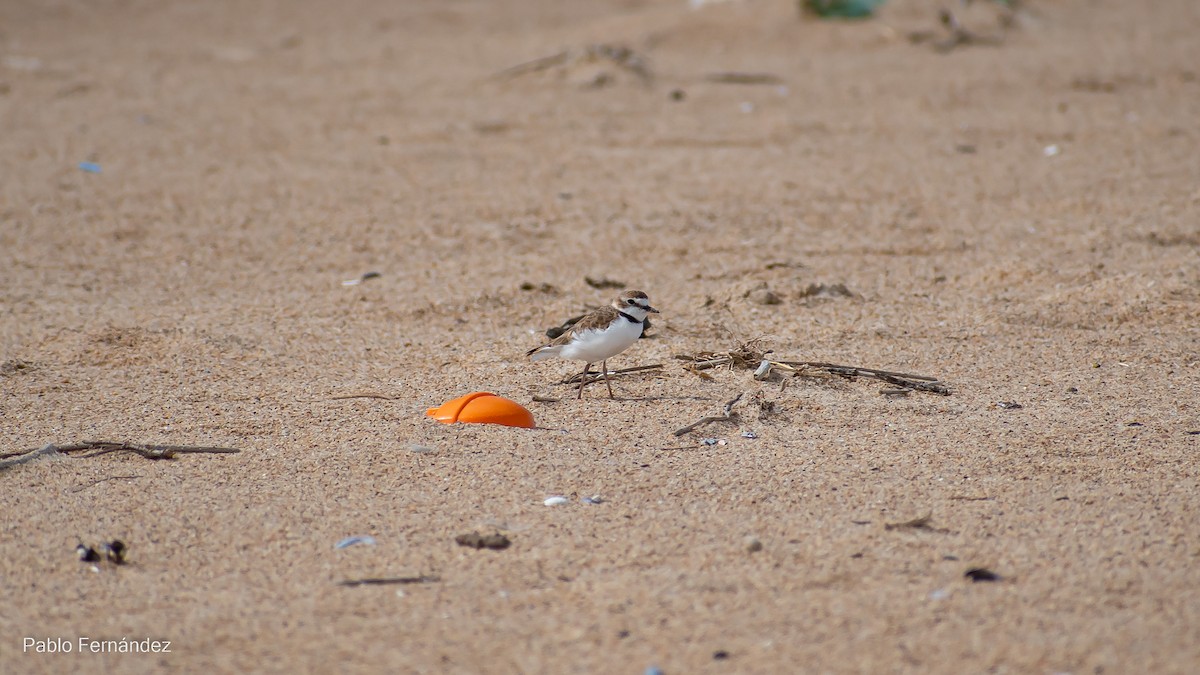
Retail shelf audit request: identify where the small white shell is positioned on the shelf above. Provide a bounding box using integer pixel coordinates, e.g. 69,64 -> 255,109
753,360 -> 772,380
543,496 -> 569,506
334,535 -> 377,550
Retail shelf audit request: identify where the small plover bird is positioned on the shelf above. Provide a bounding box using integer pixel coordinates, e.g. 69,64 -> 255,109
527,290 -> 659,399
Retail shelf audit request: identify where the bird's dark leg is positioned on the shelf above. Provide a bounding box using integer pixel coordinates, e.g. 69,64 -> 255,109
577,362 -> 591,399
602,359 -> 614,398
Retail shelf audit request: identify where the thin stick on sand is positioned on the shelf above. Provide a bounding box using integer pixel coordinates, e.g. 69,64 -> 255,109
0,441 -> 240,470
674,341 -> 950,396
777,361 -> 951,395
560,363 -> 664,385
337,575 -> 440,587
673,394 -> 743,437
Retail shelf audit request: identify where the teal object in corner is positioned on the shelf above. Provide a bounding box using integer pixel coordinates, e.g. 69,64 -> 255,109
802,0 -> 887,19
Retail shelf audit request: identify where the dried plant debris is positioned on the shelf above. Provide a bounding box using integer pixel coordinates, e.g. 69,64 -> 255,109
705,72 -> 785,85
909,1 -> 1019,52
964,567 -> 1002,582
496,44 -> 652,86
0,444 -> 59,470
765,261 -> 806,270
561,363 -> 664,386
455,532 -> 512,550
338,575 -> 439,587
676,338 -> 773,372
675,339 -> 950,395
1,441 -> 240,470
341,271 -> 381,286
544,315 -> 581,339
884,514 -> 950,533
520,282 -> 558,293
584,276 -> 625,290
674,394 -> 743,437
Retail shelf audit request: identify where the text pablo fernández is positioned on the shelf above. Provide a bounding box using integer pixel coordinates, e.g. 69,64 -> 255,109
24,637 -> 172,654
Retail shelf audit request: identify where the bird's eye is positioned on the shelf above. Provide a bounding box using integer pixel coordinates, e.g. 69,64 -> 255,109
627,299 -> 637,305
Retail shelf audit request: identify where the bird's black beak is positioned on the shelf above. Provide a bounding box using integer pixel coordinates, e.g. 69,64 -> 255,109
646,305 -> 660,314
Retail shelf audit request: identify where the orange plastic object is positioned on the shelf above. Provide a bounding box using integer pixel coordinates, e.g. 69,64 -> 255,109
425,392 -> 535,428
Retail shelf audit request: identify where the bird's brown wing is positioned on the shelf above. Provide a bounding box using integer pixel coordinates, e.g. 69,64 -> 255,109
526,305 -> 619,354
565,305 -> 619,334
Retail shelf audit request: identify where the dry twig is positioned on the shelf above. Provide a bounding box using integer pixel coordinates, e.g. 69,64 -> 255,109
673,394 -> 743,437
338,575 -> 440,587
561,363 -> 663,385
704,72 -> 784,85
884,513 -> 949,533
674,340 -> 950,396
779,361 -> 951,395
0,443 -> 59,469
1,441 -> 240,470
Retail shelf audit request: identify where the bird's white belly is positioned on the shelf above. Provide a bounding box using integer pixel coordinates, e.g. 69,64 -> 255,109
558,320 -> 642,363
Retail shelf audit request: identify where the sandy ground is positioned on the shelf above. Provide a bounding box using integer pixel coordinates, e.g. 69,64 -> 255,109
2,0 -> 1199,672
